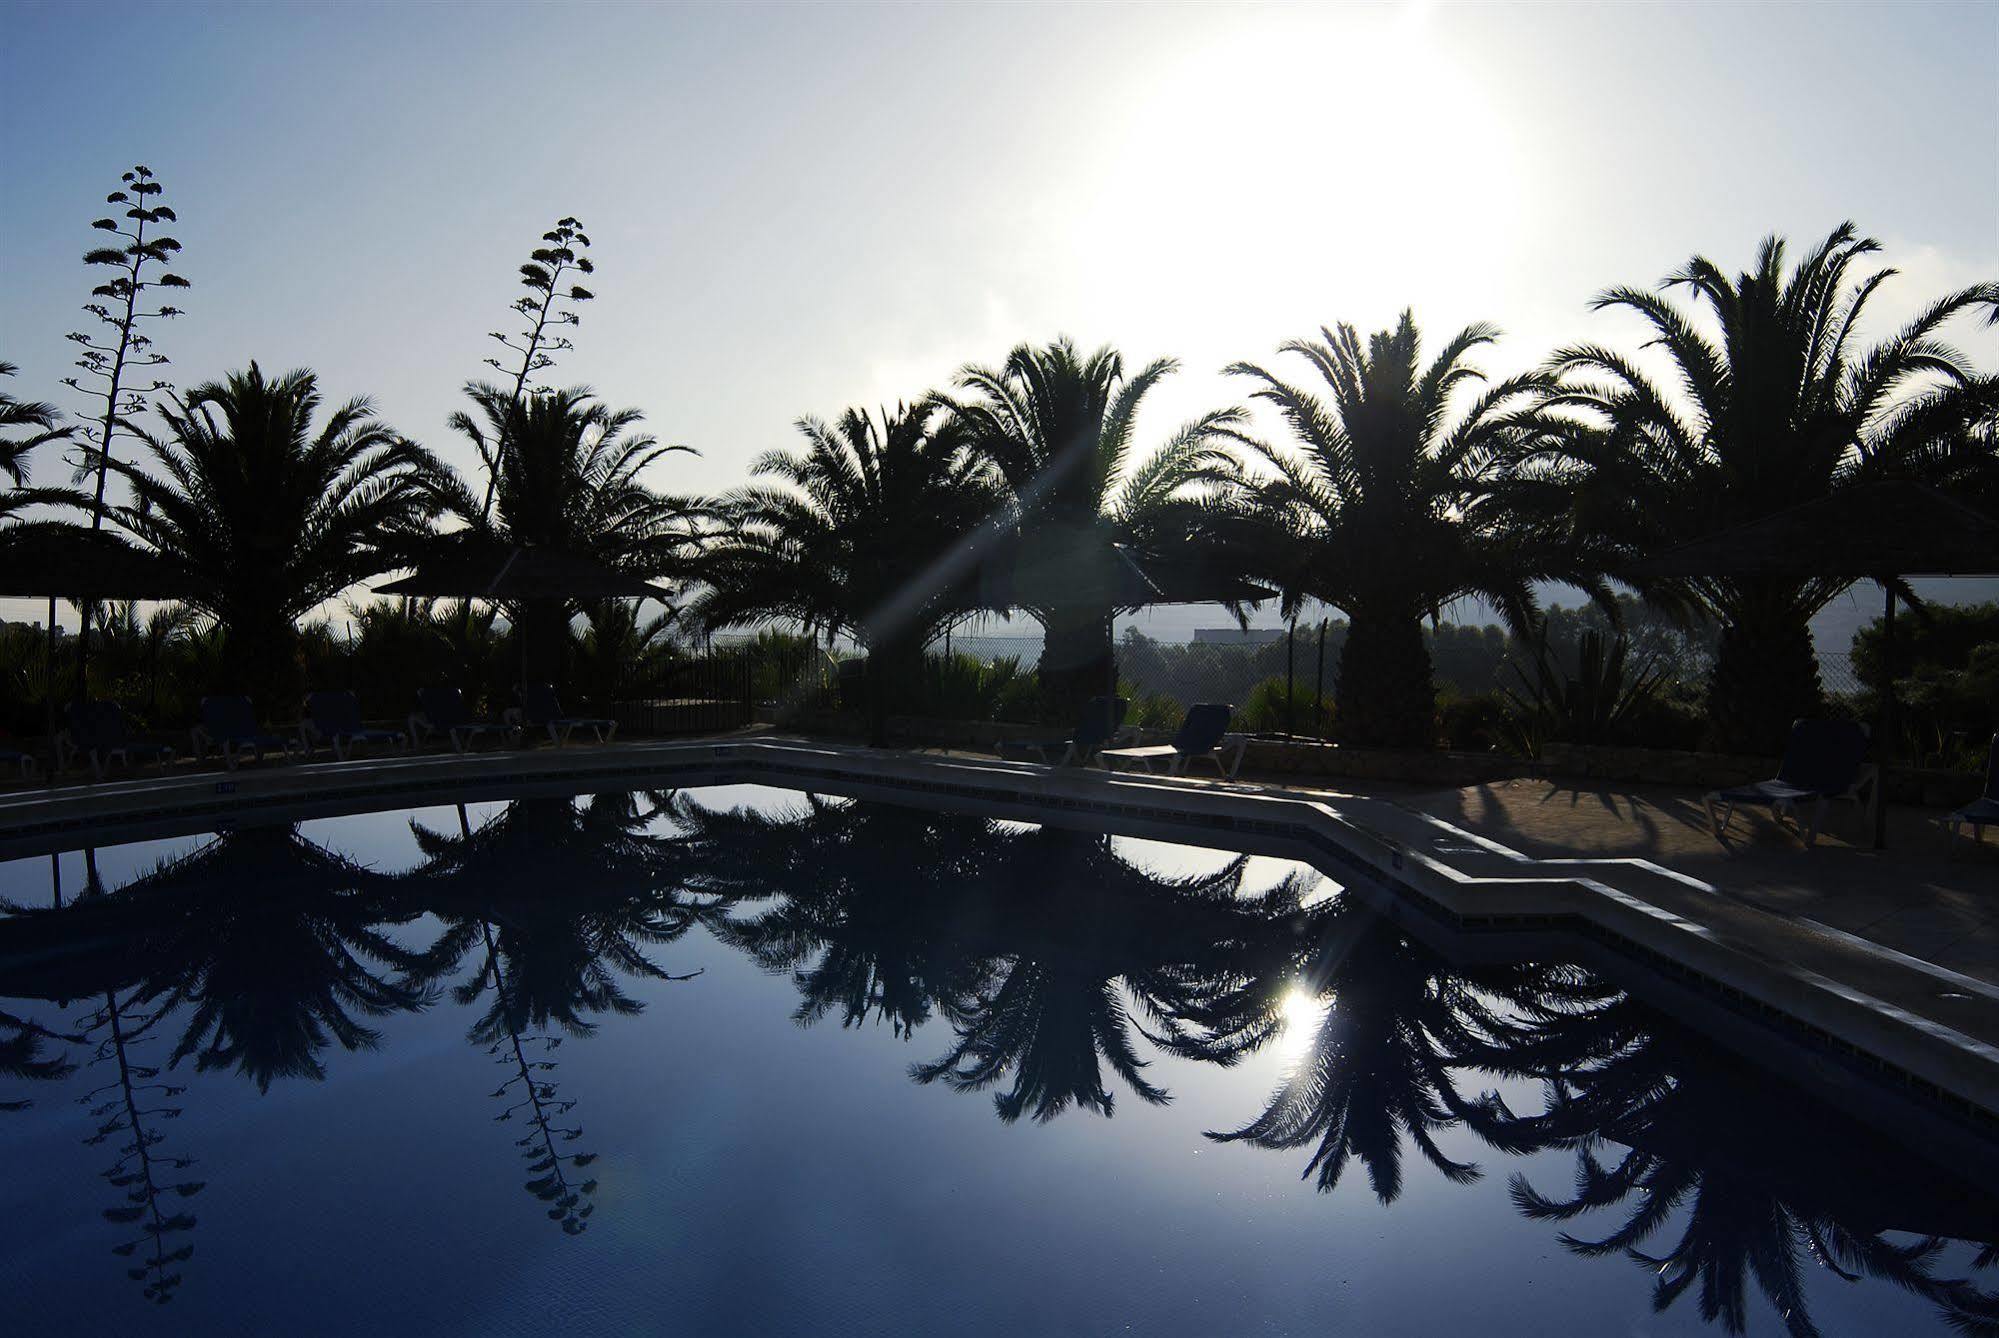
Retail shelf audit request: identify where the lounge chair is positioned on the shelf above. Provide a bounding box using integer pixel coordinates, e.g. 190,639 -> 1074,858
301,690 -> 409,761
1705,718 -> 1873,848
62,700 -> 177,781
1099,702 -> 1246,778
194,695 -> 300,770
510,683 -> 618,747
410,686 -> 507,753
998,696 -> 1129,766
1,746 -> 38,781
1945,733 -> 1999,856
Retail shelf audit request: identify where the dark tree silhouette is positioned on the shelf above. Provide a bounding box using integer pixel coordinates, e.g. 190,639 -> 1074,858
59,165 -> 190,681
1205,891 -> 1544,1201
1514,224 -> 1999,751
402,793 -> 705,1232
944,339 -> 1244,719
475,216 -> 595,522
74,986 -> 203,1305
1464,967 -> 1999,1337
0,1004 -> 77,1110
1219,313 -> 1573,748
97,364 -> 437,711
0,360 -> 70,493
116,826 -> 435,1090
694,402 -> 1002,742
432,386 -> 705,686
680,792 -> 1316,1122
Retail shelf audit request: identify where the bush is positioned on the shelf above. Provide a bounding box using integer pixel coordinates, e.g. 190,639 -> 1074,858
1439,688 -> 1508,752
1241,675 -> 1334,736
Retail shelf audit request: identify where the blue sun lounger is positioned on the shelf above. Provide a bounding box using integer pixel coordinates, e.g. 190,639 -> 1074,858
1945,734 -> 1999,857
998,696 -> 1128,766
411,686 -> 508,753
63,700 -> 177,781
514,683 -> 618,747
302,690 -> 409,761
195,695 -> 300,770
1099,702 -> 1246,778
1705,718 -> 1873,848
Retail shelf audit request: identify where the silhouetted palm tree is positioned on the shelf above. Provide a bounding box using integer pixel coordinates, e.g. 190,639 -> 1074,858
682,792 -> 1313,1122
96,364 -> 435,712
401,792 -> 704,1233
433,384 -> 705,685
1221,313 -> 1568,748
1,360 -> 69,490
1467,967 -> 1999,1337
1516,224 -> 1999,751
1205,891 -> 1539,1200
945,339 -> 1243,717
117,826 -> 435,1090
694,402 -> 1000,739
402,792 -> 705,1037
0,1006 -> 76,1110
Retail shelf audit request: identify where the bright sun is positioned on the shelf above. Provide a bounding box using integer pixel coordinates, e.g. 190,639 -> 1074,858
1078,2 -> 1522,341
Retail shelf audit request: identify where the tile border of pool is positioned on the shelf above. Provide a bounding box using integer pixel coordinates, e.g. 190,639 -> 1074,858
2,736 -> 1996,1137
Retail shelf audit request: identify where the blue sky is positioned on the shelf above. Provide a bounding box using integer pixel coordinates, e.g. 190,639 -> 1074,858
3,0 -> 1995,634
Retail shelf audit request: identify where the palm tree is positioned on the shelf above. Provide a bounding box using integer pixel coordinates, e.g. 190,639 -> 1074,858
400,792 -> 705,1234
684,791 -> 1312,1122
117,826 -> 435,1090
1468,968 -> 1999,1337
1,360 -> 68,491
1221,312 -> 1568,748
694,402 -> 1000,738
945,338 -> 1243,718
96,364 -> 435,712
1205,891 -> 1538,1200
432,383 -> 704,686
1517,224 -> 1999,751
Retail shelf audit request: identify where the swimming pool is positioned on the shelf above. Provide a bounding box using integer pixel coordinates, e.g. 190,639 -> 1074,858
1,783 -> 1993,1335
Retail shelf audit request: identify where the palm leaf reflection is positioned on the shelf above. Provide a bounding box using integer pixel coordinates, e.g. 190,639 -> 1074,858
401,792 -> 706,1232
118,826 -> 433,1091
1464,971 -> 1999,1338
679,792 -> 1319,1123
1205,894 -> 1548,1202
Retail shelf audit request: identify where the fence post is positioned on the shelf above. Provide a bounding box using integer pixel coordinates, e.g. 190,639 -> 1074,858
1314,618 -> 1327,740
1285,617 -> 1296,736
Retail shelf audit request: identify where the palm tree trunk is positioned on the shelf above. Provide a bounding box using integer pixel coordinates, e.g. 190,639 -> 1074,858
515,599 -> 569,700
1335,609 -> 1435,749
1707,584 -> 1821,755
1038,604 -> 1113,725
866,636 -> 925,747
221,615 -> 304,720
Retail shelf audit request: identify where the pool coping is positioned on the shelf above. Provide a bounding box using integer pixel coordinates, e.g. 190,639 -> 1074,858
2,736 -> 1996,1133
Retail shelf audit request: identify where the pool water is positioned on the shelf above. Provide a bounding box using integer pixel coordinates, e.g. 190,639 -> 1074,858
0,785 -> 1992,1336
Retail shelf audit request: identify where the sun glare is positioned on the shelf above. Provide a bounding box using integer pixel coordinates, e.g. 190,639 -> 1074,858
1276,984 -> 1331,1065
1080,4 -> 1522,338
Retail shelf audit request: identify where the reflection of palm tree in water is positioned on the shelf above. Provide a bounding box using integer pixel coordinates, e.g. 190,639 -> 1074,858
119,827 -> 434,1090
403,793 -> 705,1231
1205,894 -> 1547,1202
1463,968 -> 1999,1338
0,1005 -> 75,1109
681,793 -> 1319,1122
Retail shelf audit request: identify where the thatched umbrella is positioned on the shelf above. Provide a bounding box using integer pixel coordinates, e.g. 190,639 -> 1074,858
0,522 -> 198,747
374,539 -> 671,695
1628,482 -> 1999,847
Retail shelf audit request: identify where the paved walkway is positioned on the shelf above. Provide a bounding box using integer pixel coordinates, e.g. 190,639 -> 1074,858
1396,777 -> 1999,985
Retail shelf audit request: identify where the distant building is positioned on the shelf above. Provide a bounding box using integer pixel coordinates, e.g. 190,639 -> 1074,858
1191,628 -> 1285,646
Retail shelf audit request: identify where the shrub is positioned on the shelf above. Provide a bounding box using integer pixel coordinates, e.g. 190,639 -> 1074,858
1241,675 -> 1333,736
